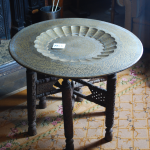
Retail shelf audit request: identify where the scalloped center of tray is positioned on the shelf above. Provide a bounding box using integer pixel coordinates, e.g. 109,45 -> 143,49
48,36 -> 104,61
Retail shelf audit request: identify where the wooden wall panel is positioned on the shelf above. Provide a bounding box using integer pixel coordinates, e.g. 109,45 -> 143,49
45,0 -> 72,10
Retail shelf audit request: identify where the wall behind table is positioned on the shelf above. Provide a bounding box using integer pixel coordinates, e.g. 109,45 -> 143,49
45,0 -> 72,12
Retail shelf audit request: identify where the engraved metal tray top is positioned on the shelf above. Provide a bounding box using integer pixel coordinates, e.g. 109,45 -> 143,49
34,26 -> 117,62
9,18 -> 143,78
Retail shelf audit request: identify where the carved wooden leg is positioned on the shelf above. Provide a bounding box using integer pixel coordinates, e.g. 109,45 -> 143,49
62,79 -> 74,150
39,96 -> 46,109
105,73 -> 116,141
26,69 -> 37,136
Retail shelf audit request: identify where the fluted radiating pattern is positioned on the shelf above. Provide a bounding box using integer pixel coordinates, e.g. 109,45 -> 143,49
34,26 -> 117,62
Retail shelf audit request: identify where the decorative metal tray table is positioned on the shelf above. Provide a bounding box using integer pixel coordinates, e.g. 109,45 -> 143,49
9,18 -> 142,79
9,18 -> 143,150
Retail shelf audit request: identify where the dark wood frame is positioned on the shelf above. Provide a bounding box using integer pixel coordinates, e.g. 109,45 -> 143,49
26,69 -> 117,149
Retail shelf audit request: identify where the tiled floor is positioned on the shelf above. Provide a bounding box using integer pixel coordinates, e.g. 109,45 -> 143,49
0,1 -> 125,97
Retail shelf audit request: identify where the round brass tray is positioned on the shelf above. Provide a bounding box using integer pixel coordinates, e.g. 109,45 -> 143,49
9,18 -> 143,78
34,26 -> 117,62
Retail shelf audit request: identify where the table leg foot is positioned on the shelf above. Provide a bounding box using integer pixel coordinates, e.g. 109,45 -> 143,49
39,96 -> 47,109
65,139 -> 74,150
62,79 -> 74,150
105,74 -> 116,141
105,128 -> 113,141
26,69 -> 37,136
28,125 -> 37,136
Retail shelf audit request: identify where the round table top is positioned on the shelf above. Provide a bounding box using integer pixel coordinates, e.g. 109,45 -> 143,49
9,18 -> 143,79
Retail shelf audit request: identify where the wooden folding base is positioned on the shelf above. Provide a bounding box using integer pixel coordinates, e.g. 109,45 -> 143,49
26,69 -> 116,150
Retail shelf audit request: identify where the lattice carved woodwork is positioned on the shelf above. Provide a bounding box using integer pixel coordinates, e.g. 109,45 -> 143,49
87,86 -> 106,104
73,79 -> 107,107
36,80 -> 57,95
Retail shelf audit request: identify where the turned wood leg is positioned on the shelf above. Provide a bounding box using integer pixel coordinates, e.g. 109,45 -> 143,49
105,73 -> 116,141
39,96 -> 47,109
62,79 -> 74,150
26,69 -> 37,136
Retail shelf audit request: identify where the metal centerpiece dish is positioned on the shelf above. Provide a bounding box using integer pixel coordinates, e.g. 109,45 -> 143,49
34,26 -> 117,62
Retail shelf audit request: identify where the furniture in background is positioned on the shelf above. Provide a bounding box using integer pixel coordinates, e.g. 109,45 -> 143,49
9,18 -> 143,149
111,0 -> 115,23
69,0 -> 91,17
0,0 -> 11,40
0,0 -> 46,77
45,0 -> 64,18
11,0 -> 46,36
117,0 -> 150,49
0,0 -> 64,40
70,0 -> 113,18
0,0 -> 65,77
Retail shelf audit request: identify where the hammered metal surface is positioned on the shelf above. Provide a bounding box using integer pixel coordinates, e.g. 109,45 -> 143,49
9,18 -> 143,78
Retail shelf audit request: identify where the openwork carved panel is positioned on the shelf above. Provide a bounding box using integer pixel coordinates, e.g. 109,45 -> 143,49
89,87 -> 106,102
36,81 -> 57,95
